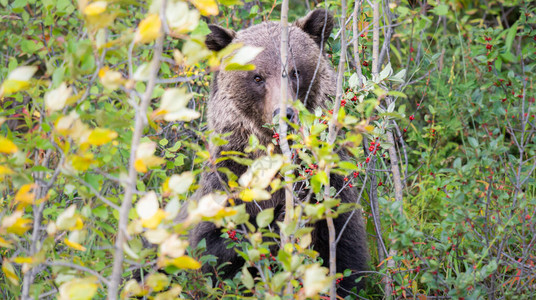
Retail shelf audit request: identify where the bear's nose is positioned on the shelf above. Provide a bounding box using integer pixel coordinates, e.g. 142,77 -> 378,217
273,107 -> 296,121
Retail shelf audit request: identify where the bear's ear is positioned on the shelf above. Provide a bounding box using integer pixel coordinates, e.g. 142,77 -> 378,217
294,9 -> 334,47
205,25 -> 236,51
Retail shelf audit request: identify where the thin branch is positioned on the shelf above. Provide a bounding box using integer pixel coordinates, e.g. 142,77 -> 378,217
44,261 -> 111,286
107,3 -> 166,298
352,0 -> 364,87
325,1 -> 347,298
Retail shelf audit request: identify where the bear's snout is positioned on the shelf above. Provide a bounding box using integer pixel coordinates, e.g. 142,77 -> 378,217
272,107 -> 297,122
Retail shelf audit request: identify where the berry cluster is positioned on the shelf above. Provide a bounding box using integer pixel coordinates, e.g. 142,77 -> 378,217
369,139 -> 380,154
227,230 -> 238,242
272,132 -> 279,145
303,164 -> 319,176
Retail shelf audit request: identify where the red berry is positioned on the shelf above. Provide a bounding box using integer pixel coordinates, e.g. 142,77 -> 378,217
362,61 -> 368,67
486,44 -> 492,50
353,171 -> 359,178
378,182 -> 383,186
360,33 -> 365,37
344,177 -> 349,182
365,157 -> 370,163
409,115 -> 415,121
525,215 -> 531,221
410,47 -> 414,53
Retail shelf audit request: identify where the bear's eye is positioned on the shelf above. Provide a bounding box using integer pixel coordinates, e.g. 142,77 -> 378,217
290,69 -> 300,79
253,75 -> 263,83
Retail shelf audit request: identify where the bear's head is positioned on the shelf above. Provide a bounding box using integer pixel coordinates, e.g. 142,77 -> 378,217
205,9 -> 336,147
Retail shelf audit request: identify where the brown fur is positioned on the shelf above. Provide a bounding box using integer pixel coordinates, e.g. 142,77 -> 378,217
191,10 -> 369,297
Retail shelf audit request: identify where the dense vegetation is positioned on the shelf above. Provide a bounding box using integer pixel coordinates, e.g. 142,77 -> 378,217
0,0 -> 534,299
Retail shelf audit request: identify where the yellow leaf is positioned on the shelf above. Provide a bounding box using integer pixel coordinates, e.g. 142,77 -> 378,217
141,209 -> 167,229
70,153 -> 95,172
71,217 -> 84,231
303,264 -> 330,297
87,128 -> 117,146
166,1 -> 200,34
0,66 -> 37,96
56,205 -> 77,230
99,67 -> 124,90
239,188 -> 271,202
13,257 -> 33,264
145,273 -> 170,292
190,0 -> 219,16
168,172 -> 194,195
14,184 -> 36,206
134,158 -> 147,173
0,236 -> 13,248
45,82 -> 72,112
159,234 -> 188,258
58,278 -> 98,300
64,238 -> 87,251
0,137 -> 18,154
0,80 -> 30,96
212,207 -> 237,219
143,156 -> 165,169
377,256 -> 393,268
83,1 -> 107,16
121,280 -> 146,298
167,256 -> 201,270
135,14 -> 162,44
2,259 -> 19,285
136,191 -> 159,220
55,111 -> 80,136
3,211 -> 32,236
0,165 -> 14,175
154,88 -> 200,122
189,193 -> 227,218
154,285 -> 182,300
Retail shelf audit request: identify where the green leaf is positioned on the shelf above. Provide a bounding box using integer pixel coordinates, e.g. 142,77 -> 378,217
432,4 -> 449,16
468,137 -> 479,148
505,21 -> 518,53
191,20 -> 211,36
219,0 -> 244,5
310,124 -> 328,135
241,266 -> 254,289
271,272 -> 290,292
396,6 -> 410,17
93,206 -> 108,220
256,208 -> 274,228
310,171 -> 328,193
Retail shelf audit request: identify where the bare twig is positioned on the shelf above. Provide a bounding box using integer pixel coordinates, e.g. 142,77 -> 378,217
44,261 -> 111,286
352,0 -> 364,87
325,1 -> 348,298
107,4 -> 166,298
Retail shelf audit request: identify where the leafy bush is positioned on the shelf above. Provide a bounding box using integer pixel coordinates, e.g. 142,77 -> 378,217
0,0 -> 534,299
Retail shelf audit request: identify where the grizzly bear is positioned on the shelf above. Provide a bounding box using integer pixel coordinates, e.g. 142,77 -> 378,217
190,9 -> 369,296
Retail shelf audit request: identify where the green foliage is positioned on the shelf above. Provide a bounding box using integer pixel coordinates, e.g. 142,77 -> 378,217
0,0 -> 535,299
